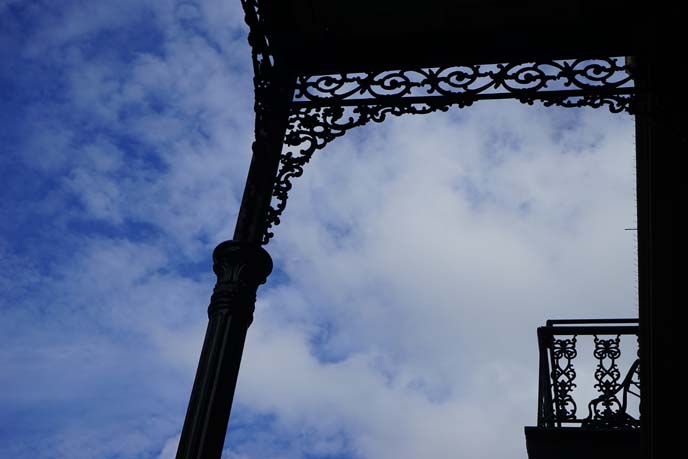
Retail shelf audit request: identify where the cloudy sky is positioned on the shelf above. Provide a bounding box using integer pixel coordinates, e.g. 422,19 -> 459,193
1,1 -> 638,458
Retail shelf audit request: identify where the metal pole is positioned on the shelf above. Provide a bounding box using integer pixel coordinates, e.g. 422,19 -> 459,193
176,69 -> 293,458
176,242 -> 272,459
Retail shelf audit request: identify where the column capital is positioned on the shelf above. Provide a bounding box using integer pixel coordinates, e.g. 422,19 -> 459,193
208,241 -> 272,321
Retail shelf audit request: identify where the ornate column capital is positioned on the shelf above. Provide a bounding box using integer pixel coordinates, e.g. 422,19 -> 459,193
208,241 -> 273,322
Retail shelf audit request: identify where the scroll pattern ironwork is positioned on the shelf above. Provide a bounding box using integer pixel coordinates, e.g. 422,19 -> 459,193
293,60 -> 634,109
583,335 -> 641,429
265,101 -> 453,241
537,321 -> 640,429
590,336 -> 623,420
550,336 -> 578,421
262,58 -> 636,243
241,0 -> 271,80
241,0 -> 284,133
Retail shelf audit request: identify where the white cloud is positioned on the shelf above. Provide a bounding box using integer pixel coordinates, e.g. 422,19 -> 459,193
158,434 -> 181,459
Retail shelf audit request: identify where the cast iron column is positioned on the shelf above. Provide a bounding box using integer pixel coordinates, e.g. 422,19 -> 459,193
176,58 -> 293,457
176,241 -> 272,459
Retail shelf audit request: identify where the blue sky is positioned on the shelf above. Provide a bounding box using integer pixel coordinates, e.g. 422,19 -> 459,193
1,2 -> 638,458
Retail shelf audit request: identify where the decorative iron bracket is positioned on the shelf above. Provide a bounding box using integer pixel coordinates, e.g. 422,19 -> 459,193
241,3 -> 639,245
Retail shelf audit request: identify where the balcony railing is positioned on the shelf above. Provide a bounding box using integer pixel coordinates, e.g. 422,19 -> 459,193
536,318 -> 640,430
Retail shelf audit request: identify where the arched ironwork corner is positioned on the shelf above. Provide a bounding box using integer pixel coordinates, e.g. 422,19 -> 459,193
259,57 -> 638,244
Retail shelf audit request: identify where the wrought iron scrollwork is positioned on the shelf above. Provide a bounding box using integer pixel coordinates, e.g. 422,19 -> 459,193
583,335 -> 640,428
241,0 -> 283,124
263,101 -> 452,242
550,336 -> 578,421
241,0 -> 272,78
519,93 -> 633,114
293,59 -> 634,105
592,336 -> 623,414
537,320 -> 640,429
259,58 -> 636,243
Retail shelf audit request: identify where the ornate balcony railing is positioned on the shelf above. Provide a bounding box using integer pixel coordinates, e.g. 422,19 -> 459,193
536,319 -> 640,430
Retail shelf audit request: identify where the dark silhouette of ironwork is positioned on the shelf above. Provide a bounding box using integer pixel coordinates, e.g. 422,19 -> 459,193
267,59 -> 636,242
536,319 -> 640,430
528,319 -> 642,459
237,1 -> 642,244
176,2 -> 686,458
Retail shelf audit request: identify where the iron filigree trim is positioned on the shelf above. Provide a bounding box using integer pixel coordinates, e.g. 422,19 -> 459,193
550,336 -> 578,421
537,321 -> 640,429
293,59 -> 634,106
259,58 -> 636,244
263,101 -> 453,243
582,335 -> 640,429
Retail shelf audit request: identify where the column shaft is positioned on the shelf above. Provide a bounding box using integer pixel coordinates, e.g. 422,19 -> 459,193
176,242 -> 272,459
